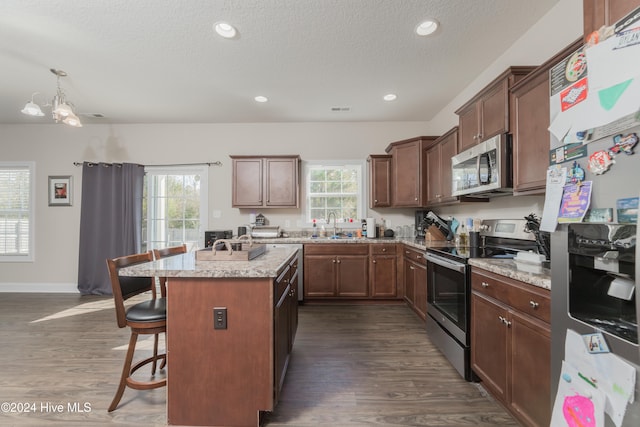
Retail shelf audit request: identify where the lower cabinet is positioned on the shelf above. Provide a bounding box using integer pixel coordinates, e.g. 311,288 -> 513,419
470,268 -> 551,427
304,244 -> 369,298
370,243 -> 398,298
403,245 -> 427,320
274,252 -> 299,403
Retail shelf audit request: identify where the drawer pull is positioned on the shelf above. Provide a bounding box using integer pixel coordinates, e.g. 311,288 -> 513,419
481,282 -> 489,288
498,315 -> 506,323
382,248 -> 386,252
409,265 -> 415,270
372,260 -> 377,264
332,259 -> 336,263
529,301 -> 539,309
498,316 -> 512,327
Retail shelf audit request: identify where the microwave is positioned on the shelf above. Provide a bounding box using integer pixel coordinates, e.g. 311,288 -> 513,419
451,133 -> 512,198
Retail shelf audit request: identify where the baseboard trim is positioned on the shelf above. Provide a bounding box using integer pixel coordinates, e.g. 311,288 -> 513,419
0,282 -> 79,293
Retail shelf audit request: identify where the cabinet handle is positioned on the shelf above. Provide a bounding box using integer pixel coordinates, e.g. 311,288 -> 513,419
478,133 -> 483,139
416,255 -> 422,259
529,300 -> 539,309
473,135 -> 477,140
332,259 -> 336,263
498,315 -> 505,323
372,260 -> 377,264
481,282 -> 489,288
406,251 -> 410,255
409,265 -> 415,270
374,199 -> 378,203
414,197 -> 418,201
337,259 -> 341,264
382,248 -> 386,252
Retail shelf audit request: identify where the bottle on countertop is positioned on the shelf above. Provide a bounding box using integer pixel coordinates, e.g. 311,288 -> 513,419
312,219 -> 318,238
361,219 -> 367,237
457,223 -> 468,247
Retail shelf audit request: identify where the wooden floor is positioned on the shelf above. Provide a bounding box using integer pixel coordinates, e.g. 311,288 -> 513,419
0,294 -> 518,426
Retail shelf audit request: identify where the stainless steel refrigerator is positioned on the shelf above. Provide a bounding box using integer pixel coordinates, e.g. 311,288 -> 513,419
549,14 -> 640,425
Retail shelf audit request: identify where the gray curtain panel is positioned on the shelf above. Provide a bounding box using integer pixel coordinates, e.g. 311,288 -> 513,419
77,162 -> 145,295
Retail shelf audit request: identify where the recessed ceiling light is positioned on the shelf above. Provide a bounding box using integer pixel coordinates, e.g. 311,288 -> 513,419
254,95 -> 268,103
214,21 -> 237,39
416,19 -> 439,36
383,94 -> 397,102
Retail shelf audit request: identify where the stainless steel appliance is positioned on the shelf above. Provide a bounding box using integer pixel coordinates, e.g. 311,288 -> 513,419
426,219 -> 542,381
451,133 -> 512,198
551,224 -> 639,426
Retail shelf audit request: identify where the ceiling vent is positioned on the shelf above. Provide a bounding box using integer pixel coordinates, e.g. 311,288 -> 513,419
331,106 -> 351,112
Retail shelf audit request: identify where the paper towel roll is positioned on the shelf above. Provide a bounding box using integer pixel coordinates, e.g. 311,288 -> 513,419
366,218 -> 376,238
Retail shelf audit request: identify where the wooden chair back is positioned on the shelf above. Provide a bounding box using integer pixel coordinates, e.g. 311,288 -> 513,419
106,251 -> 155,328
152,244 -> 187,260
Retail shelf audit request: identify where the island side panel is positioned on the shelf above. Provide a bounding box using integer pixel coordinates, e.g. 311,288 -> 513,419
167,277 -> 274,427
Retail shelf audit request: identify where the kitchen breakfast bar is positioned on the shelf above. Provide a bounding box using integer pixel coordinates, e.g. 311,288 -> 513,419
119,246 -> 300,427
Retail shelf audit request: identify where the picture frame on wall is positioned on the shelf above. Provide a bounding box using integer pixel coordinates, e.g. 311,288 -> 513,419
48,175 -> 73,206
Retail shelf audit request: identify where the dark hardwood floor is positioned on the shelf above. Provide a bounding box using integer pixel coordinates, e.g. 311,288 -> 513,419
0,294 -> 518,426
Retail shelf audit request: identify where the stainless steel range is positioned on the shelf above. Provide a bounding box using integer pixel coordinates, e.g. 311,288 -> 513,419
425,218 -> 548,381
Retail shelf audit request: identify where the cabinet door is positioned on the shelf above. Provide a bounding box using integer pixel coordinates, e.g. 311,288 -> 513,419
458,103 -> 480,152
369,155 -> 392,208
471,292 -> 509,403
413,262 -> 427,320
336,255 -> 369,297
404,259 -> 416,307
512,71 -> 550,194
510,311 -> 551,427
265,158 -> 298,207
439,129 -> 457,202
232,158 -> 263,207
274,283 -> 291,401
289,269 -> 299,350
480,79 -> 509,140
426,144 -> 441,205
391,140 -> 422,206
304,255 -> 336,297
370,254 -> 397,298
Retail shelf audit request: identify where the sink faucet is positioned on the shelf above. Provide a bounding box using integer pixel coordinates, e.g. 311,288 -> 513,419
327,212 -> 338,236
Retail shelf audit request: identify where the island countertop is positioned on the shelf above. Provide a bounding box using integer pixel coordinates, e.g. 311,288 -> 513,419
118,246 -> 298,279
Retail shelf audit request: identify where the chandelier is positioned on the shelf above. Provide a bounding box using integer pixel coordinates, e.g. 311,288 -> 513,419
21,69 -> 83,127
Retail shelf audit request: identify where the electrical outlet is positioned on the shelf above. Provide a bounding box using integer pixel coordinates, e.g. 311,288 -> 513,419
285,220 -> 291,228
213,307 -> 227,330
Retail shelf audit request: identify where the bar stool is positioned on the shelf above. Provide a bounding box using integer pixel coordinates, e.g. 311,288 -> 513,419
106,251 -> 166,412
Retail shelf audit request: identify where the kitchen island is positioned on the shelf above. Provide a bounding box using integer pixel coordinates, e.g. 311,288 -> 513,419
119,247 -> 299,427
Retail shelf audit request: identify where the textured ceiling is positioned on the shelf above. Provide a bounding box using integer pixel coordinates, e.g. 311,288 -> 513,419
0,0 -> 559,125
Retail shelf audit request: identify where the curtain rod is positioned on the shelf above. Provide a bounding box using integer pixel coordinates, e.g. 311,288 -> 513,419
73,161 -> 222,167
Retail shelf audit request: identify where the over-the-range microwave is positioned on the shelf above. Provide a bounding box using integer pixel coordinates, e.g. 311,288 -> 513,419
451,133 -> 512,198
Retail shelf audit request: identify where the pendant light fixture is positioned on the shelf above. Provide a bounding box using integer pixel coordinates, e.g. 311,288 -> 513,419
21,69 -> 83,127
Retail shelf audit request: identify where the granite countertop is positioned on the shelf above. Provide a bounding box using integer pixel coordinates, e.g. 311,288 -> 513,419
118,247 -> 298,279
468,258 -> 551,290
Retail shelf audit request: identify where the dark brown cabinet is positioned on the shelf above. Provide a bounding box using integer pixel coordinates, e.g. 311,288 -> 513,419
426,127 -> 458,206
583,0 -> 640,41
304,244 -> 369,299
385,136 -> 438,207
231,155 -> 300,208
369,243 -> 398,298
274,251 -> 299,404
471,268 -> 551,427
511,39 -> 582,195
455,67 -> 534,152
368,154 -> 392,208
403,245 -> 427,321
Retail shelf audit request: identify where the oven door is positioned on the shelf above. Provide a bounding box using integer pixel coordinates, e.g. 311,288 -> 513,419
426,251 -> 469,345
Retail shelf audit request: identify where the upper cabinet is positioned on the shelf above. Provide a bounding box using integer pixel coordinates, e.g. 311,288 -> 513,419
385,136 -> 438,207
511,39 -> 583,195
455,67 -> 535,152
231,155 -> 300,208
368,154 -> 392,208
583,0 -> 640,41
426,127 -> 458,206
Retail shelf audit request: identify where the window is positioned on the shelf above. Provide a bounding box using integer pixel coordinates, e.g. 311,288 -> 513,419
143,166 -> 208,252
0,162 -> 35,262
304,161 -> 365,225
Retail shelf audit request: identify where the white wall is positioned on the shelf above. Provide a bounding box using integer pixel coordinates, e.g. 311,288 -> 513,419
0,0 -> 583,291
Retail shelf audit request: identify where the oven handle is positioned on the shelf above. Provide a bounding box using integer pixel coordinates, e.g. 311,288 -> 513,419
425,252 -> 466,274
